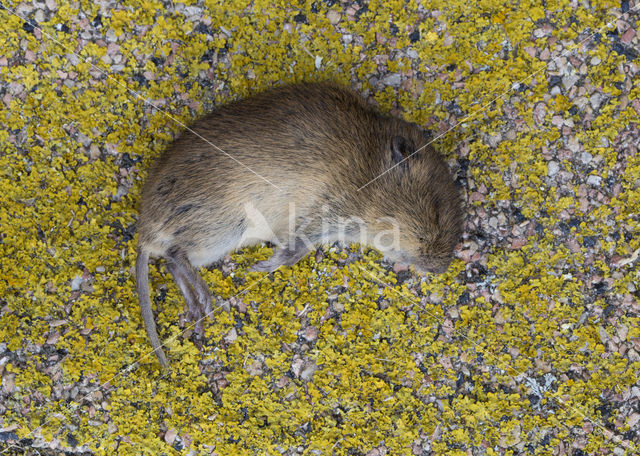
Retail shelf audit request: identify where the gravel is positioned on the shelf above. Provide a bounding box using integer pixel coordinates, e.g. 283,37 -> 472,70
0,0 -> 639,455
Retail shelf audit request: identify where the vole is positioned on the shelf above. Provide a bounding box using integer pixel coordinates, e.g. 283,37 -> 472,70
136,82 -> 462,367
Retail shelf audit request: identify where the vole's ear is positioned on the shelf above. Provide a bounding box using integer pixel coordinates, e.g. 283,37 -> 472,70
390,136 -> 415,171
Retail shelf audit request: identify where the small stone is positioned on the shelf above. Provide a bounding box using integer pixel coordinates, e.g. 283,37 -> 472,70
106,43 -> 120,57
2,373 -> 15,394
567,136 -> 580,153
590,92 -> 603,110
342,34 -> 352,44
621,27 -> 636,44
46,331 -> 60,344
533,27 -> 546,38
24,50 -> 36,62
245,360 -> 263,376
89,144 -> 101,160
70,275 -> 83,291
291,358 -> 304,378
164,428 -> 177,445
547,160 -> 559,176
105,28 -> 117,42
618,325 -> 629,341
498,424 -> 522,448
562,74 -> 579,90
574,96 -> 588,110
599,326 -> 609,343
533,102 -> 546,125
366,447 -> 388,456
327,10 -> 341,25
76,132 -> 91,147
34,9 -> 45,23
382,73 -> 402,87
300,361 -> 317,382
184,6 -> 202,17
303,326 -> 319,342
224,327 -> 237,344
580,152 -> 592,164
586,175 -> 602,186
277,376 -> 289,388
406,48 -> 419,59
486,133 -> 501,148
590,56 -> 601,65
627,412 -> 640,428
510,238 -> 527,249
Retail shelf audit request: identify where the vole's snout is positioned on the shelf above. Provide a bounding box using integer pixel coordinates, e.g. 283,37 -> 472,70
424,263 -> 449,275
412,259 -> 450,275
383,248 -> 451,275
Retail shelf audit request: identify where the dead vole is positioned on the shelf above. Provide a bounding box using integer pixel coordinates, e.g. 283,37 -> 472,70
136,82 -> 462,367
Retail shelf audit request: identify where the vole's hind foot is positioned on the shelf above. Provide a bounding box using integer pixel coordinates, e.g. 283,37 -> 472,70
250,240 -> 312,272
192,310 -> 204,336
166,247 -> 213,334
181,283 -> 209,336
191,279 -> 212,325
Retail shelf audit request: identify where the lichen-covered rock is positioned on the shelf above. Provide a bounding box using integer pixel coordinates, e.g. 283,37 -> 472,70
0,0 -> 639,454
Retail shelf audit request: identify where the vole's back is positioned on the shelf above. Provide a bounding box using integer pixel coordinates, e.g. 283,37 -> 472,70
138,82 -> 427,266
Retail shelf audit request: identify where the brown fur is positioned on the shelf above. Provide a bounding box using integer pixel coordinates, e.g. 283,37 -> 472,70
136,82 -> 462,366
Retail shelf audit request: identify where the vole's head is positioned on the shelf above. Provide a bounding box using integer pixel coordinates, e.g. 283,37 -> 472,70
365,134 -> 463,274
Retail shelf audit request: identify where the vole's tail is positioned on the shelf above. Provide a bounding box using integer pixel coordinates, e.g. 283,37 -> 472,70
135,248 -> 169,367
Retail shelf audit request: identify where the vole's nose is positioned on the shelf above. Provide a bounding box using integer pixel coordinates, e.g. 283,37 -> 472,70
415,261 -> 450,275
